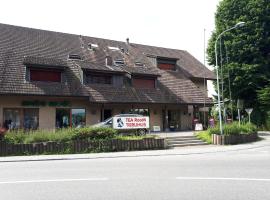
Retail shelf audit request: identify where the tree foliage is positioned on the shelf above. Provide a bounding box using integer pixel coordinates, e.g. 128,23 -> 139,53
207,0 -> 270,126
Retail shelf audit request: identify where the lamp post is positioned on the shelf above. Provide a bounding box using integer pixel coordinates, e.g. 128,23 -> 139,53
215,22 -> 245,135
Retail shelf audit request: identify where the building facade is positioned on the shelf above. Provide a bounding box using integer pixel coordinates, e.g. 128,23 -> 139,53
0,23 -> 215,132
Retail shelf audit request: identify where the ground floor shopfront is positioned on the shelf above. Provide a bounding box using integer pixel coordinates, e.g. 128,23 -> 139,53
0,96 -> 209,132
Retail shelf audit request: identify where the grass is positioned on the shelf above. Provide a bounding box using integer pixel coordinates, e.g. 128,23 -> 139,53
195,131 -> 212,144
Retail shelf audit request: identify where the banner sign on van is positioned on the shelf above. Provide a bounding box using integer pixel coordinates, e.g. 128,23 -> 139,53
113,116 -> 149,129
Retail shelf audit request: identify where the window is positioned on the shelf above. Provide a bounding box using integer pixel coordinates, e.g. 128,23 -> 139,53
30,69 -> 61,82
71,109 -> 86,128
129,108 -> 150,116
133,78 -> 155,89
56,108 -> 86,128
86,74 -> 112,84
23,109 -> 39,130
157,58 -> 176,70
114,59 -> 125,66
3,108 -> 39,130
68,54 -> 82,60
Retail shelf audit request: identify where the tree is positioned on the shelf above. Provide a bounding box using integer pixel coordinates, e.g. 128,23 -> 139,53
207,0 -> 270,126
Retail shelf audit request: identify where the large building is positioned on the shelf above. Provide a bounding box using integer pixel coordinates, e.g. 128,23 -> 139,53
0,23 -> 215,131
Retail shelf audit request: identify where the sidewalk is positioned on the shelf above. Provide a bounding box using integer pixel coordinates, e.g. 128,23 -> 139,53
0,132 -> 269,163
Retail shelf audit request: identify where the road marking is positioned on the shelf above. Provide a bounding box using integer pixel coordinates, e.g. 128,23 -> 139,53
0,178 -> 109,185
176,177 -> 270,182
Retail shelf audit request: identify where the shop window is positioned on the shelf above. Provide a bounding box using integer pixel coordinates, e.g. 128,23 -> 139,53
133,78 -> 155,89
71,109 -> 86,128
3,108 -> 39,130
23,109 -> 39,130
56,108 -> 86,128
30,68 -> 61,82
86,74 -> 112,84
157,58 -> 176,71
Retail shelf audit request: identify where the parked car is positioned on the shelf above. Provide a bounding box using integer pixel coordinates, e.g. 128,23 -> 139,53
92,114 -> 149,135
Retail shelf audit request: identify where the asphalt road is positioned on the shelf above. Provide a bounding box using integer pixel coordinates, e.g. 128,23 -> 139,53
0,140 -> 270,200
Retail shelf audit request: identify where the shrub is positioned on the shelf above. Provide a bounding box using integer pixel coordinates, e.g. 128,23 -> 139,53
206,122 -> 257,136
4,130 -> 27,144
223,123 -> 240,135
3,127 -> 118,144
71,127 -> 118,140
240,123 -> 257,134
208,126 -> 220,135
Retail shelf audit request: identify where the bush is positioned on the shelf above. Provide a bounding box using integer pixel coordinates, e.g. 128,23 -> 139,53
208,126 -> 220,135
4,130 -> 27,144
223,123 -> 240,135
3,127 -> 118,144
71,127 -> 118,140
239,123 -> 257,134
206,122 -> 257,136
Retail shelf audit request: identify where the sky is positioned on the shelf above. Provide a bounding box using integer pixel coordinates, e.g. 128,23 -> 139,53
0,0 -> 221,95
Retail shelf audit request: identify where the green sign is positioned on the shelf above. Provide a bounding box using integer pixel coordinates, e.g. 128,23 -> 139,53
22,100 -> 71,107
22,100 -> 46,107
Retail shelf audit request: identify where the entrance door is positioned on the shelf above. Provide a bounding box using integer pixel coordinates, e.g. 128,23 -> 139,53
168,110 -> 181,131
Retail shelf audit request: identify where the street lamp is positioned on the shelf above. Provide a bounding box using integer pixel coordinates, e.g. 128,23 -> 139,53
215,22 -> 245,135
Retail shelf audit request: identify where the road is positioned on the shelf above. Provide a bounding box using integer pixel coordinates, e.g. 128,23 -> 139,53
0,136 -> 270,200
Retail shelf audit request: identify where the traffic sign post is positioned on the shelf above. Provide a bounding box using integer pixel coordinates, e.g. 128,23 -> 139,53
245,108 -> 253,123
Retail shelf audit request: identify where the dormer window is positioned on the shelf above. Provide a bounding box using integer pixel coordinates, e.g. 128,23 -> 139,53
114,58 -> 125,66
157,58 -> 177,70
68,54 -> 82,60
29,68 -> 62,82
132,76 -> 156,89
85,73 -> 112,85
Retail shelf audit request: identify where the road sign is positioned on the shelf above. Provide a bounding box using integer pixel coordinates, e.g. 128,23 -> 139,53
245,108 -> 253,123
245,108 -> 253,114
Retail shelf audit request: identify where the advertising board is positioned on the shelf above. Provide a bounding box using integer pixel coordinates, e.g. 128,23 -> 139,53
112,116 -> 149,129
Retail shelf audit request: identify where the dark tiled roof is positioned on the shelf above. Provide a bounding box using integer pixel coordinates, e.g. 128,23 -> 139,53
75,60 -> 125,74
86,84 -> 179,104
23,56 -> 67,69
0,23 -> 214,104
136,44 -> 215,80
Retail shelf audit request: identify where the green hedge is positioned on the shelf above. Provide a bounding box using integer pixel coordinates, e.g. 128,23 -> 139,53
196,123 -> 257,144
208,122 -> 257,136
3,127 -> 118,144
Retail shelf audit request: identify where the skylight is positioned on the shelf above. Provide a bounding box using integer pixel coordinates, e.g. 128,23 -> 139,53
88,43 -> 98,50
135,61 -> 144,66
108,46 -> 120,51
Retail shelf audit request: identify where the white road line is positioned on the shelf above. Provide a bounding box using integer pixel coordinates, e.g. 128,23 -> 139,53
0,178 -> 109,185
176,177 -> 270,182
